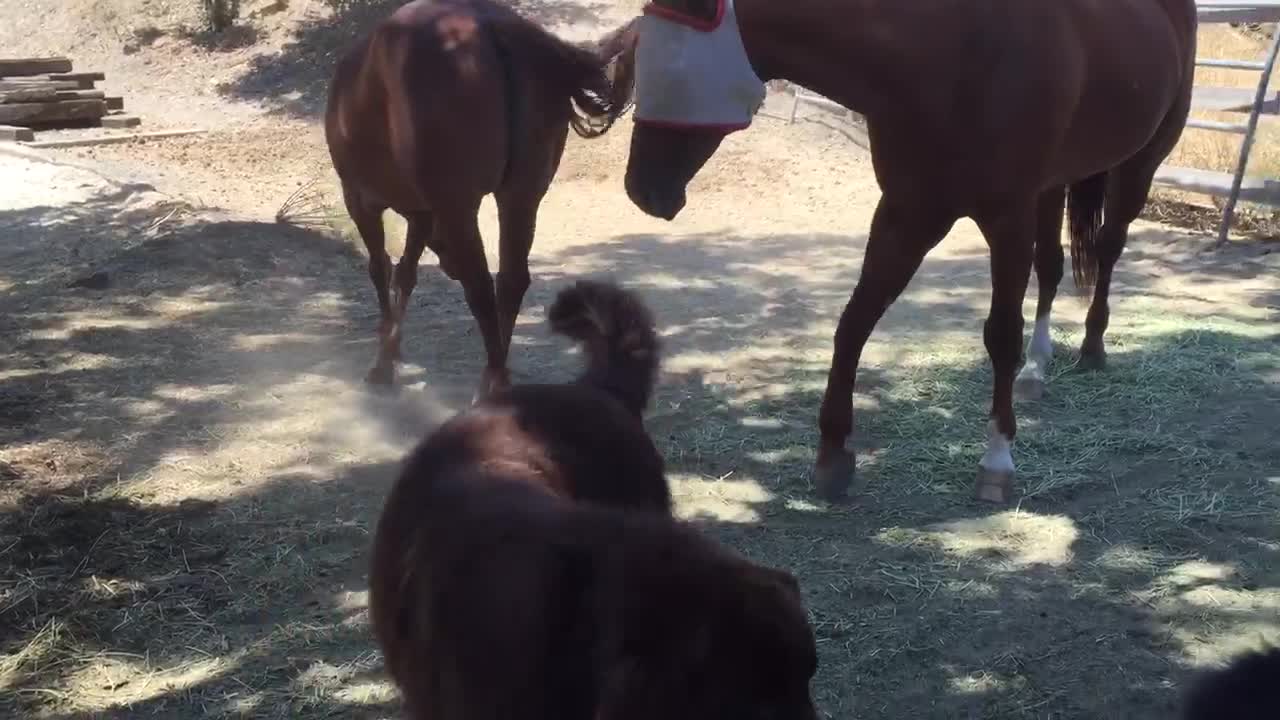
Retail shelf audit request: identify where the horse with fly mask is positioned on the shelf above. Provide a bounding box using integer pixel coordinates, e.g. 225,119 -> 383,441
622,0 -> 1196,503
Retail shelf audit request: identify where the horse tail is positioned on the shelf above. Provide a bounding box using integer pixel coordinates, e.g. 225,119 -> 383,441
486,11 -> 636,140
548,279 -> 661,417
1066,172 -> 1107,288
580,17 -> 640,137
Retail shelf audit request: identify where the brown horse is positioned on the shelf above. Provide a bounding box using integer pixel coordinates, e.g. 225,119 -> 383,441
621,0 -> 1196,503
325,0 -> 637,397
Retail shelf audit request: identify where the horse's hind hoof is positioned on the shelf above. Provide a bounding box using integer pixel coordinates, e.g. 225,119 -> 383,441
975,468 -> 1015,504
471,367 -> 512,405
1013,374 -> 1046,401
1078,348 -> 1107,371
365,365 -> 395,386
813,450 -> 857,503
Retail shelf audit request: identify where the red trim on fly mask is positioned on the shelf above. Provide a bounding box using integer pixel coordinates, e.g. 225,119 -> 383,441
642,0 -> 725,32
633,117 -> 751,132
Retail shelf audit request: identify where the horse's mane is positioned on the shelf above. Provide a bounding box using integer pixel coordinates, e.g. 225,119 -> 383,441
485,8 -> 639,138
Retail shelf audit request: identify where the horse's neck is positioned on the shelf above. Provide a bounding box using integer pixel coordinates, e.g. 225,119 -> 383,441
735,0 -> 913,119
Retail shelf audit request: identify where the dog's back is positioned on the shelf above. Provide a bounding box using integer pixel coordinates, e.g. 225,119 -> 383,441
369,279 -> 675,716
369,453 -> 817,720
441,278 -> 671,513
369,460 -> 596,719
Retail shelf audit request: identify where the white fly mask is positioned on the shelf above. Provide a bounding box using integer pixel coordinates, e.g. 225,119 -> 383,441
633,0 -> 767,131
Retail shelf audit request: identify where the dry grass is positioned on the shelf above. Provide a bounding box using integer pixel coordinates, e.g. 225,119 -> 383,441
657,305 -> 1280,717
4,283 -> 1276,718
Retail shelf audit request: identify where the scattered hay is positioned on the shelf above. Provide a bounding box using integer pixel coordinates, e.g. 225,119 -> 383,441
275,178 -> 337,230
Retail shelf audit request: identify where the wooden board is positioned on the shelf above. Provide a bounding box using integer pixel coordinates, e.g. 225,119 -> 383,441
105,96 -> 124,111
45,72 -> 105,89
0,124 -> 35,142
101,115 -> 142,129
1192,85 -> 1280,115
1198,0 -> 1280,24
0,79 -> 79,92
20,128 -> 205,149
57,90 -> 106,101
0,87 -> 58,103
0,57 -> 73,77
0,88 -> 102,103
1153,163 -> 1280,206
0,99 -> 107,126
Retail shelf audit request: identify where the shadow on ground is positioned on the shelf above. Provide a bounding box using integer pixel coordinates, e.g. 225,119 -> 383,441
2,196 -> 1278,718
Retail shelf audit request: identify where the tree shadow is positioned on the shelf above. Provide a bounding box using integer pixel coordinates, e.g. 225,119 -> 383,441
219,0 -> 614,119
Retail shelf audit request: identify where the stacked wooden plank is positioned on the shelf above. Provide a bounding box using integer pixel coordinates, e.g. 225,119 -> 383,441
0,57 -> 136,141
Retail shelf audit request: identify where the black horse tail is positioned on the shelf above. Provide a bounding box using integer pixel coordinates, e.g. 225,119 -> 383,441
1066,172 -> 1107,289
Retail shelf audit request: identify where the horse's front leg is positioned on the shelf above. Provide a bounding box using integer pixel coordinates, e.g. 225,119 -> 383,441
814,198 -> 955,502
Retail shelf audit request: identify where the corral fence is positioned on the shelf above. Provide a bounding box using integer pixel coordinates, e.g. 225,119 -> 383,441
784,1 -> 1280,244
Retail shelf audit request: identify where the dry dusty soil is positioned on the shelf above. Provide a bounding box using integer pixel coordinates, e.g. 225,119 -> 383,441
2,1 -> 1279,718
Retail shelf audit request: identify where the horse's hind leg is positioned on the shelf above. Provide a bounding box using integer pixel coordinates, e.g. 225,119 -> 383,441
975,200 -> 1037,504
494,128 -> 567,369
1081,94 -> 1190,369
342,182 -> 396,385
384,211 -> 434,366
1014,186 -> 1066,401
1079,154 -> 1178,368
1078,169 -> 1149,369
435,204 -> 509,402
494,193 -> 540,364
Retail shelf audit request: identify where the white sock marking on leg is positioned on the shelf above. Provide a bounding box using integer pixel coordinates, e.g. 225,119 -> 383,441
980,419 -> 1016,474
1017,313 -> 1053,384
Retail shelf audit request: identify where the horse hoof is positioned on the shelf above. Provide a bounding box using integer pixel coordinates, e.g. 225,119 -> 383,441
365,365 -> 395,386
974,468 -> 1014,504
813,450 -> 856,503
471,368 -> 512,405
1013,374 -> 1046,401
1078,348 -> 1107,371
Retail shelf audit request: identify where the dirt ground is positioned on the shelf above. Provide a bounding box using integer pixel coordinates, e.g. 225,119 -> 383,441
2,2 -> 1279,718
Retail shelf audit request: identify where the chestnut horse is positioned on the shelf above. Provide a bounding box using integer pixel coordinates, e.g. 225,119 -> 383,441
622,0 -> 1196,503
325,0 -> 637,396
